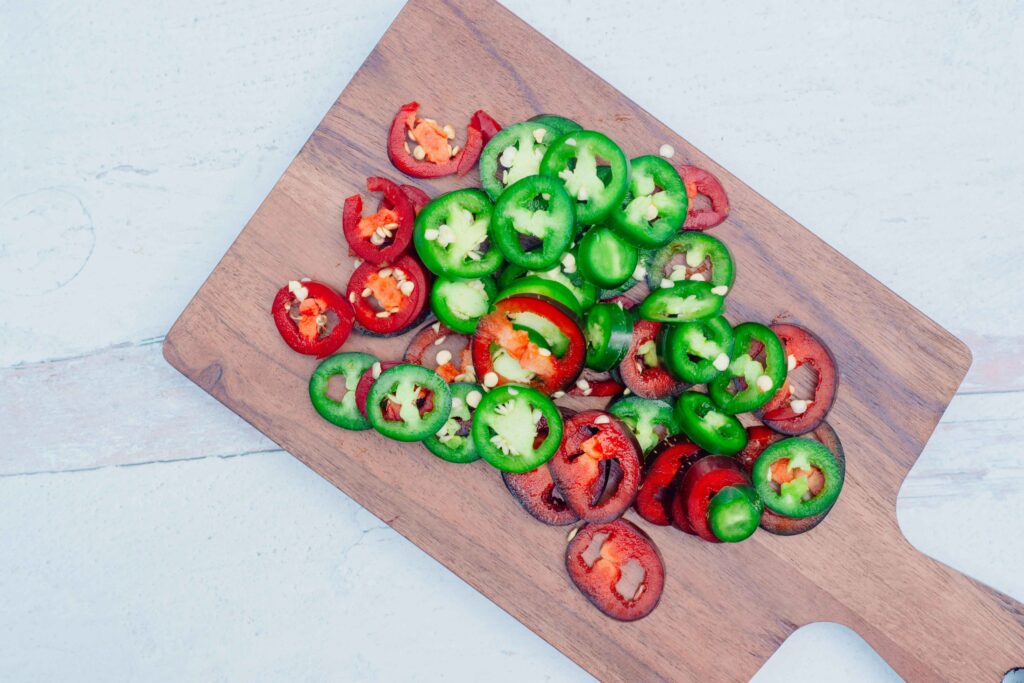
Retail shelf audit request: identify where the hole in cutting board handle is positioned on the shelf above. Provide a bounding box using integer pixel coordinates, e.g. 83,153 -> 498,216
1004,667 -> 1024,682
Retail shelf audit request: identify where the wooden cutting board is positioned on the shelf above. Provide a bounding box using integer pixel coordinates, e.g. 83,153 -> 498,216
163,0 -> 1024,679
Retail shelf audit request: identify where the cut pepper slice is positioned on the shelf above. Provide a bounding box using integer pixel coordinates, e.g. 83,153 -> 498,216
497,253 -> 599,313
403,321 -> 476,384
540,130 -> 629,224
659,315 -> 735,385
757,323 -> 838,435
430,276 -> 497,334
610,155 -> 688,248
549,410 -> 642,523
471,384 -> 563,472
423,382 -> 484,463
639,280 -> 724,323
271,279 -> 354,358
308,352 -> 378,431
752,436 -> 844,519
471,294 -> 585,395
577,225 -> 639,290
565,519 -> 664,621
618,319 -> 686,399
634,436 -> 702,526
490,174 -> 575,270
673,391 -> 748,455
708,322 -> 787,414
645,232 -> 735,292
678,455 -> 753,543
346,256 -> 429,336
342,176 -> 415,264
678,165 -> 730,231
387,101 -> 485,178
479,121 -> 558,200
365,364 -> 452,442
414,188 -> 503,279
607,395 -> 679,455
583,301 -> 634,372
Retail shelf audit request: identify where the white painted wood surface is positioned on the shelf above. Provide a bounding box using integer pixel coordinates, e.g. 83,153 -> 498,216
1,0 -> 1021,680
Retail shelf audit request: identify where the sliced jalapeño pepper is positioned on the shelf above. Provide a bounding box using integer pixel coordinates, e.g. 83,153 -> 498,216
479,121 -> 558,199
414,188 -> 502,278
708,322 -> 787,414
387,102 -> 484,179
346,256 -> 430,337
497,253 -> 599,313
645,232 -> 735,293
308,352 -> 378,431
639,280 -> 724,323
540,131 -> 629,224
673,391 -> 748,455
607,395 -> 679,455
577,225 -> 638,290
366,364 -> 452,442
583,301 -> 634,371
619,319 -> 686,399
659,315 -> 735,384
342,176 -> 415,264
706,484 -> 763,543
496,275 -> 582,317
678,164 -> 730,231
610,155 -> 688,248
471,384 -> 563,472
423,382 -> 483,463
272,280 -> 354,358
491,175 -> 575,270
752,437 -> 843,518
430,276 -> 496,334
757,323 -> 838,435
528,113 -> 582,137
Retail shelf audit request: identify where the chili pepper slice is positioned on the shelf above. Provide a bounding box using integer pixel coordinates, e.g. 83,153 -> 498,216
271,279 -> 354,358
496,275 -> 582,317
471,384 -> 563,472
471,294 -> 585,394
678,455 -> 753,543
528,113 -> 582,137
618,319 -> 687,399
659,315 -> 735,385
607,395 -> 679,455
429,276 -> 497,334
549,410 -> 642,523
403,321 -> 476,384
706,484 -> 763,543
308,352 -> 378,431
503,462 -> 578,525
423,382 -> 484,463
366,364 -> 452,442
708,322 -> 787,414
639,280 -> 724,323
577,225 -> 639,290
490,175 -> 575,270
610,155 -> 688,248
673,391 -> 748,455
645,232 -> 734,293
346,256 -> 429,336
565,519 -> 664,621
342,176 -> 415,264
634,435 -> 702,526
678,165 -> 730,231
757,323 -> 838,435
479,121 -> 558,200
377,183 -> 431,215
355,360 -> 401,418
387,101 -> 483,179
540,131 -> 629,224
414,188 -> 503,279
568,368 -> 625,397
736,422 -> 845,535
497,253 -> 599,313
583,301 -> 634,372
470,109 -> 502,144
752,437 -> 844,519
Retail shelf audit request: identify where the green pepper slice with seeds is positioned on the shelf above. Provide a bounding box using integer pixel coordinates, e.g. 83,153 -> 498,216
479,121 -> 558,200
471,384 -> 563,472
645,232 -> 735,292
708,322 -> 787,414
659,315 -> 735,384
540,130 -> 629,224
491,175 -> 575,270
752,438 -> 843,518
608,395 -> 679,455
610,155 -> 688,248
423,382 -> 484,463
366,364 -> 452,442
430,276 -> 497,334
639,280 -> 724,323
308,352 -> 378,431
414,188 -> 503,279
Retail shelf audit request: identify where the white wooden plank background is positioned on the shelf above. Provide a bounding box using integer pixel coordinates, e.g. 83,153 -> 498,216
1,0 -> 1021,680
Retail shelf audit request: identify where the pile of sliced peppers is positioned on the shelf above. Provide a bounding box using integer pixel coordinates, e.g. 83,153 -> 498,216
272,105 -> 846,624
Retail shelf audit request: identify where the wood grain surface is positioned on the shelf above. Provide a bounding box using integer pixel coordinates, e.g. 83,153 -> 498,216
162,0 -> 1024,679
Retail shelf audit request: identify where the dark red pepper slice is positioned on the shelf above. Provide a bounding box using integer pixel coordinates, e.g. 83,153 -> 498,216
634,436 -> 702,526
676,455 -> 750,543
678,165 -> 730,231
470,109 -> 502,144
471,294 -> 585,395
565,519 -> 664,621
738,422 -> 846,536
354,360 -> 401,418
502,464 -> 578,526
346,256 -> 429,337
568,368 -> 624,397
378,183 -> 431,215
387,101 -> 484,179
403,321 -> 475,384
549,410 -> 642,523
757,324 -> 838,435
618,318 -> 686,399
271,280 -> 354,358
342,176 -> 415,264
